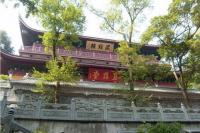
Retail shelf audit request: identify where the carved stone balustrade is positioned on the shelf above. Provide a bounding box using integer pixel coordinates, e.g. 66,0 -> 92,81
1,97 -> 200,122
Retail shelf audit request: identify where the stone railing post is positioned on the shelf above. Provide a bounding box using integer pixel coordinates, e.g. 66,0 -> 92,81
103,100 -> 107,120
131,101 -> 136,120
181,103 -> 189,121
157,102 -> 164,121
37,100 -> 42,119
70,99 -> 76,120
0,94 -> 7,118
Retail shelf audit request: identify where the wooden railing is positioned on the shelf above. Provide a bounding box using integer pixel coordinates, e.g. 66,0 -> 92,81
1,98 -> 200,122
19,46 -> 118,61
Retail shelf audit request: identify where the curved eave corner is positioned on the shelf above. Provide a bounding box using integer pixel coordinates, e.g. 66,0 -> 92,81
19,16 -> 43,46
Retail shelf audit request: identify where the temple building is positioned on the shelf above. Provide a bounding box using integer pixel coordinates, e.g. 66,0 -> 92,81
1,18 -> 200,133
1,16 -> 200,105
1,17 -> 172,84
1,17 -> 200,105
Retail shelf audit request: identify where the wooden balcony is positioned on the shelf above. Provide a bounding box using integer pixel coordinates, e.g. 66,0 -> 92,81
19,46 -> 119,62
1,97 -> 200,122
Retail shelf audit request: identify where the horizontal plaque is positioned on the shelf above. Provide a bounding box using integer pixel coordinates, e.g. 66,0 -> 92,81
86,41 -> 114,52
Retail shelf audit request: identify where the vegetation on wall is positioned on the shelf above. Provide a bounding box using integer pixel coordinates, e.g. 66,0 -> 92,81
137,122 -> 182,133
0,74 -> 9,80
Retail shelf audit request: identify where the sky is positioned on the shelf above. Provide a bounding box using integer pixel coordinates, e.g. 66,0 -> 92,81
0,0 -> 172,54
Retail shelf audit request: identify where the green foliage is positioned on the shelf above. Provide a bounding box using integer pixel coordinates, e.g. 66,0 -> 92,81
3,0 -> 85,59
117,41 -> 139,64
89,0 -> 166,92
117,41 -> 170,90
32,80 -> 54,102
113,89 -> 152,106
33,57 -> 79,82
0,74 -> 9,80
137,123 -> 152,133
145,62 -> 171,82
141,0 -> 200,104
2,0 -> 85,59
118,41 -> 148,90
0,30 -> 13,53
2,0 -> 85,55
34,130 -> 47,133
126,92 -> 152,106
137,123 -> 182,133
34,0 -> 85,59
32,57 -> 79,103
142,0 -> 200,45
34,126 -> 48,133
149,123 -> 181,133
8,0 -> 85,102
187,34 -> 200,86
88,0 -> 151,42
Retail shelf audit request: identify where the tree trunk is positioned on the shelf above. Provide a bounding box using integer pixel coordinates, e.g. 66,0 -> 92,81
128,67 -> 135,91
173,72 -> 190,107
172,59 -> 190,107
129,81 -> 134,91
52,44 -> 56,60
181,88 -> 190,108
128,23 -> 133,46
54,81 -> 60,104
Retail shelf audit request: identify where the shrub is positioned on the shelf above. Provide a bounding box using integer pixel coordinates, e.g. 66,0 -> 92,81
137,122 -> 182,133
0,75 -> 9,80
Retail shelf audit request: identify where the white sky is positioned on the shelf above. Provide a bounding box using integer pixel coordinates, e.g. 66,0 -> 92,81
0,0 -> 172,54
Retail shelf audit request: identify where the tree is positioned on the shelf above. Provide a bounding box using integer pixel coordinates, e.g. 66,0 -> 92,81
145,62 -> 171,84
88,0 -> 153,90
118,41 -> 148,90
137,122 -> 182,133
1,0 -> 85,104
141,0 -> 200,106
32,0 -> 85,59
1,0 -> 85,59
186,34 -> 200,89
0,30 -> 13,53
88,0 -> 151,43
118,41 -> 171,91
33,57 -> 79,103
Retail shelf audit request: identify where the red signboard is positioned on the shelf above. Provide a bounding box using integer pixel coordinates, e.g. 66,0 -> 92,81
88,68 -> 120,83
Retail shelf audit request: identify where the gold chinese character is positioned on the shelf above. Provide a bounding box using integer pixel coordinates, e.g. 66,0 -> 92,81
105,45 -> 110,51
98,44 -> 103,50
93,70 -> 100,80
91,43 -> 96,49
103,72 -> 109,80
112,71 -> 118,80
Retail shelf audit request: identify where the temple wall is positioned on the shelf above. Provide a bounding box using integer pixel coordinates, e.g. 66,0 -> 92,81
17,120 -> 137,133
1,81 -> 200,132
19,91 -> 200,108
16,120 -> 200,133
7,82 -> 200,108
